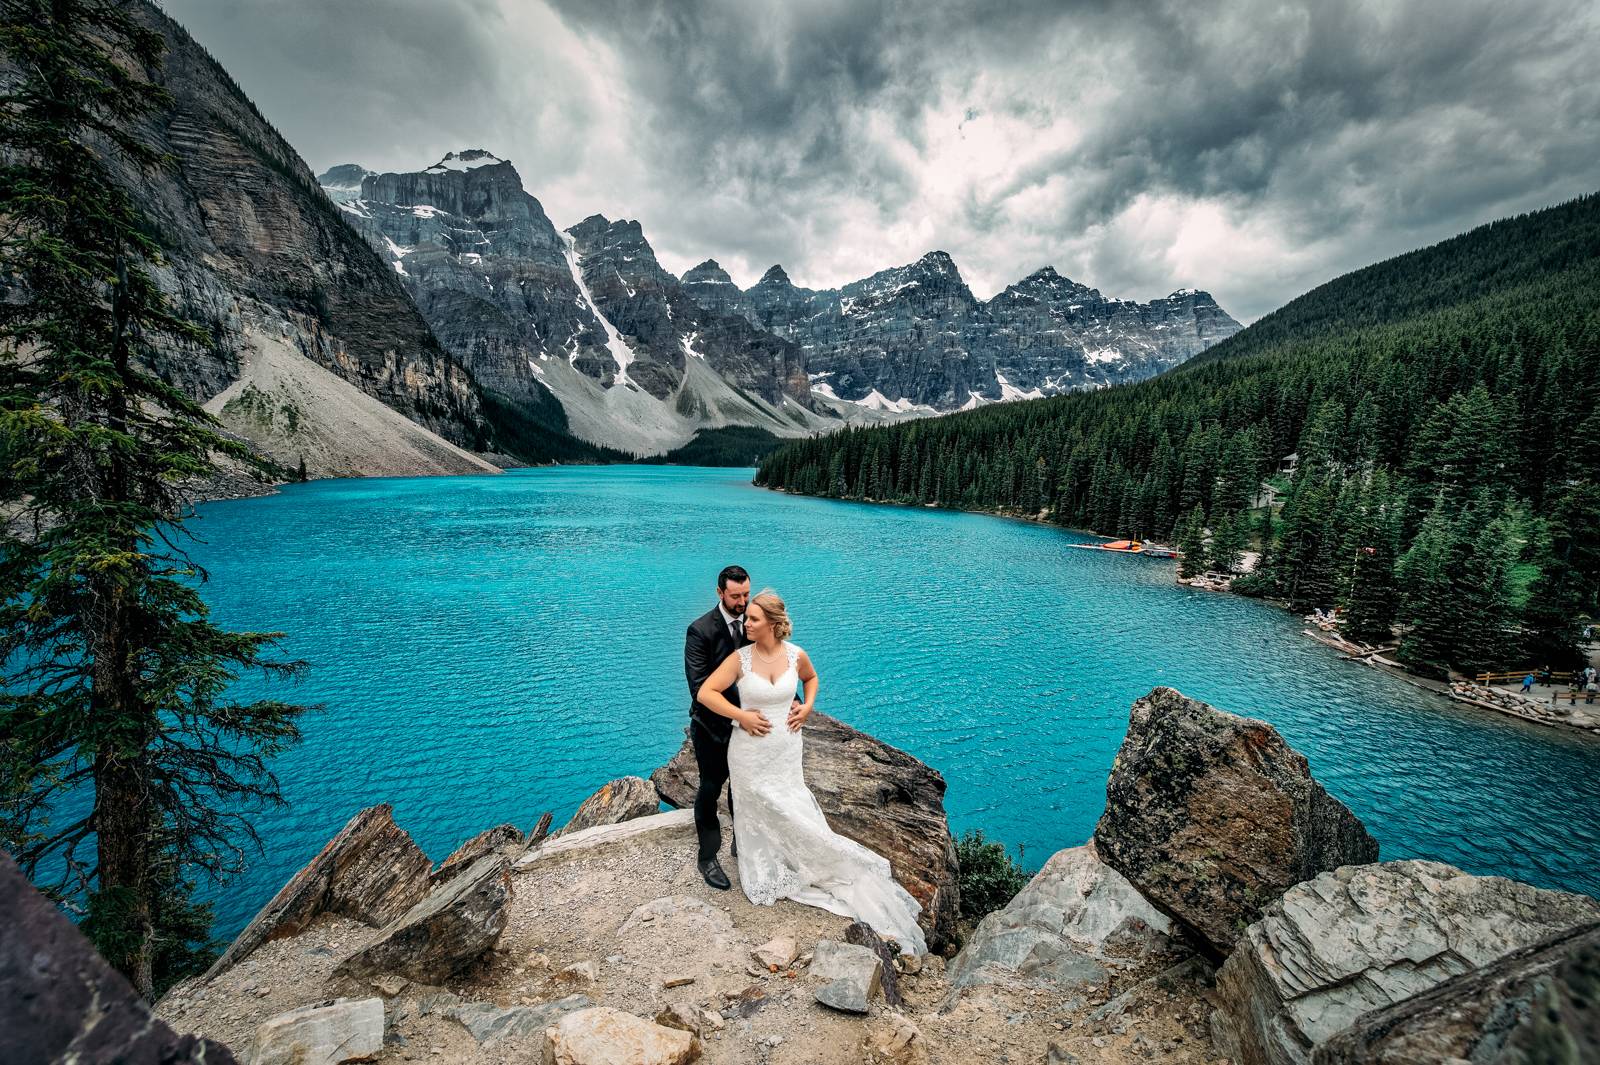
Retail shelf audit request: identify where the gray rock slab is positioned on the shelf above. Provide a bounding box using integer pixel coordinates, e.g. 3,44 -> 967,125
1215,861 -> 1600,1065
948,842 -> 1176,992
335,853 -> 511,983
815,977 -> 872,1014
1312,920 -> 1600,1064
446,994 -> 592,1045
208,803 -> 431,979
250,997 -> 384,1065
810,940 -> 883,1013
542,1006 -> 700,1064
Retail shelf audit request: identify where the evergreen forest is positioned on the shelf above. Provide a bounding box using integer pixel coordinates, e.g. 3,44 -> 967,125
757,194 -> 1600,676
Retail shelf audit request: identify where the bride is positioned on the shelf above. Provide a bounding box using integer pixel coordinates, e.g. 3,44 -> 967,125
695,590 -> 927,957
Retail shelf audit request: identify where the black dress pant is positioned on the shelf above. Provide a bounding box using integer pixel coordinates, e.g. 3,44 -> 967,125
690,715 -> 735,861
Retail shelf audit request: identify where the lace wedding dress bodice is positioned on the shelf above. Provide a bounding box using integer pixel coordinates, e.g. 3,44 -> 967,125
727,642 -> 927,956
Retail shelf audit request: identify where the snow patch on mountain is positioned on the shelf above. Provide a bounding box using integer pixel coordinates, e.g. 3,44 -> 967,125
560,231 -> 637,387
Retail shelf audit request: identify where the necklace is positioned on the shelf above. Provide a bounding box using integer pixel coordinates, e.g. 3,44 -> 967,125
753,643 -> 784,663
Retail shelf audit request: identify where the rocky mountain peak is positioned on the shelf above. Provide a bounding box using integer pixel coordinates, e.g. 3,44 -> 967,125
317,163 -> 375,204
1162,287 -> 1218,305
1002,267 -> 1101,304
424,149 -> 506,173
318,162 -> 372,185
682,259 -> 734,285
756,264 -> 794,288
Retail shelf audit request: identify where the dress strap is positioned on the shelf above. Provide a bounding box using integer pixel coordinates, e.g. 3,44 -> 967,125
737,645 -> 753,675
785,643 -> 800,668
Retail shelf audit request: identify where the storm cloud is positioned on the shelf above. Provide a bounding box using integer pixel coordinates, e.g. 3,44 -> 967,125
163,0 -> 1600,320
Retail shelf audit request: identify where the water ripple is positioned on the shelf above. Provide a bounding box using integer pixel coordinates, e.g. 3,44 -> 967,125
187,466 -> 1600,938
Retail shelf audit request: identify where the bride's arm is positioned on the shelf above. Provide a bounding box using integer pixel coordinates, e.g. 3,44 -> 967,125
788,650 -> 818,729
697,653 -> 770,736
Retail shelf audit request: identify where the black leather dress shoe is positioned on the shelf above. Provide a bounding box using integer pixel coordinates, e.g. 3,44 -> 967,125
698,856 -> 731,890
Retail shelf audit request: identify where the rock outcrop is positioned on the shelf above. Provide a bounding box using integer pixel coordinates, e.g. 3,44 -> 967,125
542,1006 -> 701,1065
336,854 -> 513,983
1213,862 -> 1600,1065
652,711 -> 961,952
113,5 -> 498,476
208,803 -> 431,978
1093,687 -> 1379,955
947,842 -> 1179,992
433,822 -> 526,885
555,776 -> 661,837
249,997 -> 383,1065
0,851 -> 240,1064
1312,919 -> 1600,1065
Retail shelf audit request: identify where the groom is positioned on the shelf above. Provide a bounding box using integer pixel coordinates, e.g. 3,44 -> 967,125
684,565 -> 753,889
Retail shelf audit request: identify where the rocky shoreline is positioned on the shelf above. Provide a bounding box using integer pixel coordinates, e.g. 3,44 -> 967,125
9,685 -> 1598,1064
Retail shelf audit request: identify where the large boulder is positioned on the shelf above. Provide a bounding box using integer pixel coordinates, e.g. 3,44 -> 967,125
947,842 -> 1179,991
542,1006 -> 701,1065
1314,920 -> 1600,1064
1215,861 -> 1600,1065
653,711 -> 960,951
207,803 -> 431,978
1093,687 -> 1378,955
555,776 -> 661,837
0,852 -> 240,1064
250,998 -> 384,1065
336,853 -> 512,983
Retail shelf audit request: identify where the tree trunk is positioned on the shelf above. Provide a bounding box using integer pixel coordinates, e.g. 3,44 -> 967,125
89,252 -> 157,1000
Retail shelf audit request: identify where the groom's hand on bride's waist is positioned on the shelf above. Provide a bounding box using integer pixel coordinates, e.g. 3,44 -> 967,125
787,699 -> 811,730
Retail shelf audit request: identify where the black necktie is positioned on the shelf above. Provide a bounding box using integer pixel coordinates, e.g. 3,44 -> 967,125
731,618 -> 743,643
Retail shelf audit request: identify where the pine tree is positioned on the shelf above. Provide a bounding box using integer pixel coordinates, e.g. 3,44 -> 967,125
1396,503 -> 1458,676
1207,511 -> 1247,574
0,0 -> 314,998
1454,512 -> 1517,674
1177,505 -> 1207,579
1341,477 -> 1401,645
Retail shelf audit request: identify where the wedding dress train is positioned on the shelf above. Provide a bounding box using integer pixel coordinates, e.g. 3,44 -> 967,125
726,642 -> 928,956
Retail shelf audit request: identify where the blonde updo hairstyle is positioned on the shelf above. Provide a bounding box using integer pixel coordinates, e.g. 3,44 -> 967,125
751,589 -> 793,641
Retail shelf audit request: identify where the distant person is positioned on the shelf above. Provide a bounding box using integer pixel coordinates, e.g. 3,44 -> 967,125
1521,673 -> 1535,693
694,588 -> 927,956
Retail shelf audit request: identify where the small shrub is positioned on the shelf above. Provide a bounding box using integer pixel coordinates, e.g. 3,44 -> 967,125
955,829 -> 1031,922
1228,570 -> 1273,598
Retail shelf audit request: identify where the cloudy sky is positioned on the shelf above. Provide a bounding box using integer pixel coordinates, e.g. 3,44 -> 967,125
165,0 -> 1599,321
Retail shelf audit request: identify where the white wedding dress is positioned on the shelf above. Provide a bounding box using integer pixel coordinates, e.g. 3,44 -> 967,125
727,642 -> 928,957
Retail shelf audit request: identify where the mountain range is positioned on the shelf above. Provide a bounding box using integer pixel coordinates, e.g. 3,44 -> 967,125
320,151 -> 1240,454
84,2 -> 1242,474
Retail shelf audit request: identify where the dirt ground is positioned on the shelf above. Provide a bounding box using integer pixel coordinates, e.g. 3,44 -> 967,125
157,815 -> 1229,1064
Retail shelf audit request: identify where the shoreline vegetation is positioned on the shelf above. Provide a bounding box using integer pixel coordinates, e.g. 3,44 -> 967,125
760,483 -> 1600,741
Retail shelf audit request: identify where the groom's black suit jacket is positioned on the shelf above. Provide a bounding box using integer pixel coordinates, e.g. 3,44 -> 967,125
685,606 -> 751,741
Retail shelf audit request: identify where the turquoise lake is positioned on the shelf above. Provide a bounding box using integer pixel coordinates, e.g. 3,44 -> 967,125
186,465 -> 1600,938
